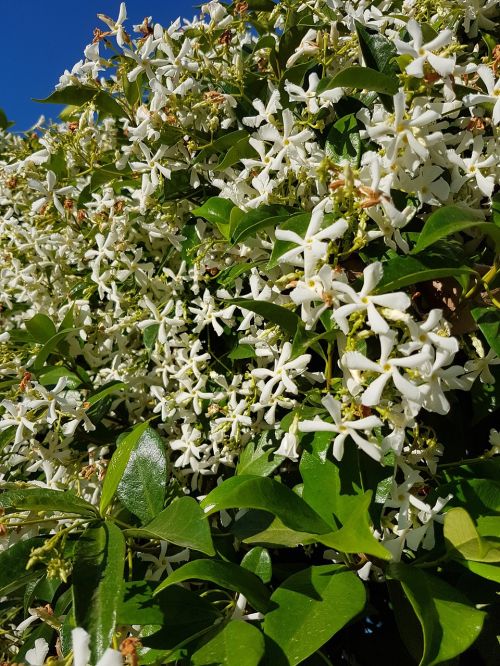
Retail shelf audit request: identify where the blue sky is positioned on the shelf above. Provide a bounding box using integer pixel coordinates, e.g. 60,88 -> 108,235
2,1 -> 198,131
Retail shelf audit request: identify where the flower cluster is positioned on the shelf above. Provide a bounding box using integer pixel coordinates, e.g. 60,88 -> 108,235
0,0 -> 499,662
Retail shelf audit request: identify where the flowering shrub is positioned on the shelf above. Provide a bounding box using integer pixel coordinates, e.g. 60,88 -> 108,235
1,0 -> 499,663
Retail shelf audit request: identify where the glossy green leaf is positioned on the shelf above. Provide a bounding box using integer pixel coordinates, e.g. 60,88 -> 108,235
100,420 -> 151,514
87,381 -> 126,406
143,324 -> 160,351
376,253 -> 475,293
325,114 -> 362,166
241,546 -> 272,583
201,475 -> 332,534
125,496 -> 214,555
73,522 -> 126,665
444,507 -> 500,563
32,327 -> 79,371
0,488 -> 97,517
471,307 -> 500,357
228,299 -> 301,336
90,163 -> 131,190
216,136 -> 258,171
318,492 -> 391,560
237,434 -> 284,477
413,206 -> 500,254
94,91 -> 125,118
228,343 -> 256,360
34,85 -> 97,106
263,565 -> 366,665
154,559 -> 271,613
246,0 -> 276,10
0,537 -> 44,595
118,582 -> 222,637
195,130 -> 248,164
192,197 -> 236,239
317,66 -> 399,96
191,620 -> 265,666
230,206 -> 294,245
355,21 -> 398,76
116,426 -> 167,524
455,560 -> 500,584
36,366 -> 82,389
234,511 -> 317,548
25,314 -> 57,343
391,563 -> 486,666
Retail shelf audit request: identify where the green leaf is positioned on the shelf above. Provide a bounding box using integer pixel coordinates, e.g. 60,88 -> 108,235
94,91 -> 124,118
143,324 -> 160,351
355,21 -> 398,76
471,307 -> 500,357
228,343 -> 257,360
87,381 -> 126,407
25,314 -> 57,343
455,560 -> 500,584
325,114 -> 362,166
34,85 -> 97,106
390,563 -> 486,666
118,582 -> 222,638
263,565 -> 366,665
73,522 -> 126,665
195,130 -> 249,165
90,163 -> 131,190
234,510 -> 318,548
36,366 -> 82,389
0,537 -> 44,595
317,66 -> 399,96
154,559 -> 271,613
245,0 -> 276,10
0,488 -> 97,517
201,475 -> 332,534
228,299 -> 301,336
0,107 -> 10,129
216,136 -> 258,171
100,421 -> 151,514
115,426 -> 167,524
192,197 -> 236,239
444,507 -> 500,563
237,434 -> 284,477
191,620 -> 265,666
125,496 -> 214,555
241,546 -> 272,583
32,327 -> 79,371
376,253 -> 475,293
413,206 -> 500,254
319,492 -> 391,560
230,206 -> 293,245
0,426 -> 16,452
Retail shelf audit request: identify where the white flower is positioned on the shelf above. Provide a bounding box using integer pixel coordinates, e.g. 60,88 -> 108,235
464,65 -> 500,125
28,170 -> 73,216
343,331 -> 430,407
331,262 -> 410,334
242,89 -> 281,128
299,394 -> 382,461
252,342 -> 311,405
394,20 -> 455,78
25,638 -> 49,666
275,206 -> 348,279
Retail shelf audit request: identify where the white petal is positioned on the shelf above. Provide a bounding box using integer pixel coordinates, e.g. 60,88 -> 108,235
361,373 -> 390,406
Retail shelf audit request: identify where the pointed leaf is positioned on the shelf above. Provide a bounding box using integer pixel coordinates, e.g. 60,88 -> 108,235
471,307 -> 500,357
72,522 -> 126,665
200,475 -> 332,535
125,496 -> 214,555
241,546 -> 272,583
317,66 -> 399,95
100,421 -> 150,514
413,206 -> 500,254
154,559 -> 271,613
228,299 -> 301,336
390,563 -> 486,666
191,620 -> 265,666
0,488 -> 97,518
116,426 -> 167,524
263,565 -> 366,665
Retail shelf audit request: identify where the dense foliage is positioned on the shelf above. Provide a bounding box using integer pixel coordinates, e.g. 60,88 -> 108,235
0,0 -> 499,664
